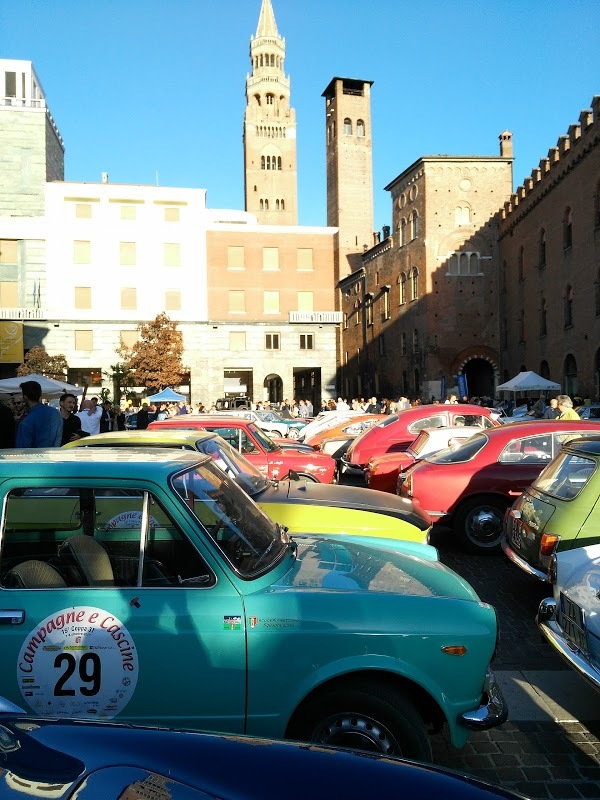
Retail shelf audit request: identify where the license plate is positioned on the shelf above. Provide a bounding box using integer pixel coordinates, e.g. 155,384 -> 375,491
510,518 -> 522,549
559,593 -> 589,656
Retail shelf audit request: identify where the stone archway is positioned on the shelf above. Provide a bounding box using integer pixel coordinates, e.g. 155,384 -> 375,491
264,373 -> 283,405
452,347 -> 500,401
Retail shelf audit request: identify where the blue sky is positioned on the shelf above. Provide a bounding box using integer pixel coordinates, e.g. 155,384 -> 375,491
2,0 -> 599,229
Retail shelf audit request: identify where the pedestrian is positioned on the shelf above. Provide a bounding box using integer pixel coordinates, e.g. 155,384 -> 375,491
99,400 -> 115,433
77,396 -> 103,435
59,392 -> 88,445
15,380 -> 62,447
136,402 -> 150,429
543,398 -> 559,419
556,395 -> 580,420
527,396 -> 545,419
445,394 -> 459,404
0,400 -> 16,448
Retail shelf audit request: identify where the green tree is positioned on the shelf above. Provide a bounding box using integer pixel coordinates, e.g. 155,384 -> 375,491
117,313 -> 185,393
104,362 -> 136,407
17,346 -> 68,380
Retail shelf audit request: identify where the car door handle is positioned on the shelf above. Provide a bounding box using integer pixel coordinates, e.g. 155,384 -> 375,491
0,610 -> 25,625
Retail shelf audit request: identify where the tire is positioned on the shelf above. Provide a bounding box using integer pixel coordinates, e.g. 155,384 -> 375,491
288,681 -> 432,761
287,428 -> 301,440
454,496 -> 508,554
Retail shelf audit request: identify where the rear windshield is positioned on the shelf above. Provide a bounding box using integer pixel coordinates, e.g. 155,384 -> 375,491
532,452 -> 596,500
426,432 -> 487,464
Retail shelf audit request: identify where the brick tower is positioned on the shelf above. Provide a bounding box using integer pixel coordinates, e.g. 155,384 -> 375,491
244,0 -> 298,225
322,77 -> 374,281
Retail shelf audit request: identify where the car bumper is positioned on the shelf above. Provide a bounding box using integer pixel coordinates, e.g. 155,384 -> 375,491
460,668 -> 509,730
501,538 -> 549,582
537,598 -> 600,692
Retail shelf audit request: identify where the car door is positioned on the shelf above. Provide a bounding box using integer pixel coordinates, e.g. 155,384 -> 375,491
0,482 -> 246,733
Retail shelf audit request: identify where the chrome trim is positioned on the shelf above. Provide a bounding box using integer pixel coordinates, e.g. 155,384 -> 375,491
501,539 -> 549,582
537,602 -> 600,693
0,610 -> 25,625
461,668 -> 508,729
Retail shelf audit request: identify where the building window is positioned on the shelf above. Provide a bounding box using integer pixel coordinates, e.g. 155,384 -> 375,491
400,332 -> 407,355
366,294 -> 373,326
73,240 -> 91,265
229,290 -> 246,314
410,210 -> 419,240
230,331 -> 246,351
265,333 -> 280,350
564,285 -> 574,328
0,239 -> 18,264
74,287 -> 92,309
266,94 -> 274,105
413,329 -> 419,354
538,229 -> 546,269
399,272 -> 407,305
382,288 -> 390,320
164,207 -> 180,222
411,268 -> 419,300
74,330 -> 93,351
227,246 -> 245,269
299,334 -> 314,350
343,312 -> 348,329
164,243 -> 181,267
120,330 -> 138,349
297,291 -> 313,312
563,207 -> 573,250
120,204 -> 137,221
400,218 -> 407,247
354,300 -> 361,325
120,242 -> 136,266
0,281 -> 19,307
455,205 -> 470,226
448,252 -> 479,276
263,247 -> 279,270
264,291 -> 280,314
165,290 -> 181,311
518,246 -> 525,281
343,118 -> 352,135
297,248 -> 313,271
75,203 -> 92,219
356,119 -> 365,137
121,287 -> 137,310
378,335 -> 385,356
68,368 -> 102,387
540,298 -> 547,337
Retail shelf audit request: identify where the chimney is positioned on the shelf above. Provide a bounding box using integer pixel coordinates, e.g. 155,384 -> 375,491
499,130 -> 513,158
101,172 -> 109,184
382,225 -> 391,239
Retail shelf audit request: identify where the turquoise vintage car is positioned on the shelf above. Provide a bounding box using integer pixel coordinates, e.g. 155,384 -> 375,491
0,449 -> 506,762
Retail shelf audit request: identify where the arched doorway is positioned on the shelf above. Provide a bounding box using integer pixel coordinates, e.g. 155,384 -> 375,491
264,374 -> 283,405
462,358 -> 496,400
539,361 -> 550,380
563,354 -> 578,398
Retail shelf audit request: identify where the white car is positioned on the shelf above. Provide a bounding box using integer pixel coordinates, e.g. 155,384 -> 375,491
537,543 -> 600,693
212,409 -> 307,439
298,410 -> 365,442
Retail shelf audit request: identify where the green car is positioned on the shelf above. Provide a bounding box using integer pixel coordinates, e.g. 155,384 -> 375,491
503,435 -> 600,582
64,429 -> 431,544
0,449 -> 506,761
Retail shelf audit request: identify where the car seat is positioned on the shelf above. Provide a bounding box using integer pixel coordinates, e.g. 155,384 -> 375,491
59,534 -> 114,587
5,560 -> 67,589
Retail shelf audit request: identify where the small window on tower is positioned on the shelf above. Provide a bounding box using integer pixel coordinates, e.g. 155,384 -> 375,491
344,118 -> 352,135
357,120 -> 365,137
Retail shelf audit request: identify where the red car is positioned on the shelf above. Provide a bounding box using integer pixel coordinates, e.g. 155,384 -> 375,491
341,404 -> 498,479
149,415 -> 336,483
397,421 -> 600,554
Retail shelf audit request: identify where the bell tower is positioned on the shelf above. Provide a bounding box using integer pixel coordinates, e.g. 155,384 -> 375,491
244,0 -> 297,225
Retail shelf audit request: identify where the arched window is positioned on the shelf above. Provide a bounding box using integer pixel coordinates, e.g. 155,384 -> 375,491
400,218 -> 407,247
277,156 -> 282,170
259,55 -> 263,67
563,207 -> 573,250
266,94 -> 274,105
413,329 -> 419,353
410,210 -> 419,240
400,332 -> 407,355
411,268 -> 419,300
540,297 -> 547,337
564,353 -> 578,397
540,360 -> 550,379
261,156 -> 266,170
343,118 -> 352,135
538,228 -> 546,269
400,272 -> 407,305
455,205 -> 470,225
357,119 -> 365,137
275,200 -> 280,211
448,254 -> 458,275
264,199 -> 269,210
260,199 -> 264,211
281,199 -> 285,211
270,54 -> 275,66
564,284 -> 574,328
518,246 -> 525,281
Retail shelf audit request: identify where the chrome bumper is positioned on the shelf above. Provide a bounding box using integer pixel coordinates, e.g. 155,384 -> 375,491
501,538 -> 549,582
460,668 -> 508,730
537,598 -> 600,692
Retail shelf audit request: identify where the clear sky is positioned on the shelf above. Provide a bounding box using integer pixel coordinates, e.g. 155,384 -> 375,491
2,0 -> 599,230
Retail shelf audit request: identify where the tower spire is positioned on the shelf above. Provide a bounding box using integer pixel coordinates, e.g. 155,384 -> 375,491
256,0 -> 279,37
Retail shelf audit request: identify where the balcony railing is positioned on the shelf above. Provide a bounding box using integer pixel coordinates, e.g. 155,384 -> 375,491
289,311 -> 342,324
0,307 -> 46,320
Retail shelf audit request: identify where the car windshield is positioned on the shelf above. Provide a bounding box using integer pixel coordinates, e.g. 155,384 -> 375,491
532,452 -> 596,500
195,436 -> 272,497
247,422 -> 281,451
426,432 -> 488,463
257,410 -> 282,423
171,462 -> 288,578
409,431 -> 431,456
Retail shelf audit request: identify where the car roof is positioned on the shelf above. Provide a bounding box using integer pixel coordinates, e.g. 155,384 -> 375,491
67,429 -> 216,446
0,447 -> 206,479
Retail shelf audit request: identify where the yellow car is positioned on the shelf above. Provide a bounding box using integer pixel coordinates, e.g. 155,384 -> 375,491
64,429 -> 431,544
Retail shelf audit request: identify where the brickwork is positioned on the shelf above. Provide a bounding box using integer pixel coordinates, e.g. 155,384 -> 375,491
499,95 -> 600,399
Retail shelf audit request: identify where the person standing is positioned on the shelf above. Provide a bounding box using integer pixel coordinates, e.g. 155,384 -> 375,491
0,401 -> 16,448
59,392 -> 87,445
77,396 -> 103,436
136,402 -> 150,430
99,400 -> 115,433
15,380 -> 62,447
556,395 -> 580,420
543,398 -> 559,419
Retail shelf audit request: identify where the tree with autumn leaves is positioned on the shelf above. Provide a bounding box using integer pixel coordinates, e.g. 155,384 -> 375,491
117,313 -> 186,394
17,346 -> 69,380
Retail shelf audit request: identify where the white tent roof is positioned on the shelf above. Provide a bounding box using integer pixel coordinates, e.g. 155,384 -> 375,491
496,371 -> 560,392
0,373 -> 83,399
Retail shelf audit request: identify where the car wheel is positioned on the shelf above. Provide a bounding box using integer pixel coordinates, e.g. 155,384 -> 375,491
288,680 -> 432,761
287,428 -> 301,439
454,496 -> 508,554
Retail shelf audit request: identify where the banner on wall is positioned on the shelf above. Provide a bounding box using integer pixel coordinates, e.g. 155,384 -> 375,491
457,373 -> 469,400
0,322 -> 24,364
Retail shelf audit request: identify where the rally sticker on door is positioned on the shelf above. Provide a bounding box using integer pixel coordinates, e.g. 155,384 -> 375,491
17,606 -> 138,719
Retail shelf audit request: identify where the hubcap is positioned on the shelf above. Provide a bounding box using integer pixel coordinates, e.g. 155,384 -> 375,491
311,712 -> 399,755
467,506 -> 503,546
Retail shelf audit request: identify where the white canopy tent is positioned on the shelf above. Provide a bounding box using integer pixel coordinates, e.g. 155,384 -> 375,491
0,374 -> 84,399
496,371 -> 560,393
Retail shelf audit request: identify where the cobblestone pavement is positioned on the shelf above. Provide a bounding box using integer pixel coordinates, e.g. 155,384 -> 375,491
430,528 -> 600,799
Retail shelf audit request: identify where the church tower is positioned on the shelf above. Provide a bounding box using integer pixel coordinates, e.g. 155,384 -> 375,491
244,0 -> 297,225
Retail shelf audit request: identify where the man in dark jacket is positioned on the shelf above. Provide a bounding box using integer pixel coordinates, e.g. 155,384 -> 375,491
136,403 -> 150,430
59,392 -> 88,446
